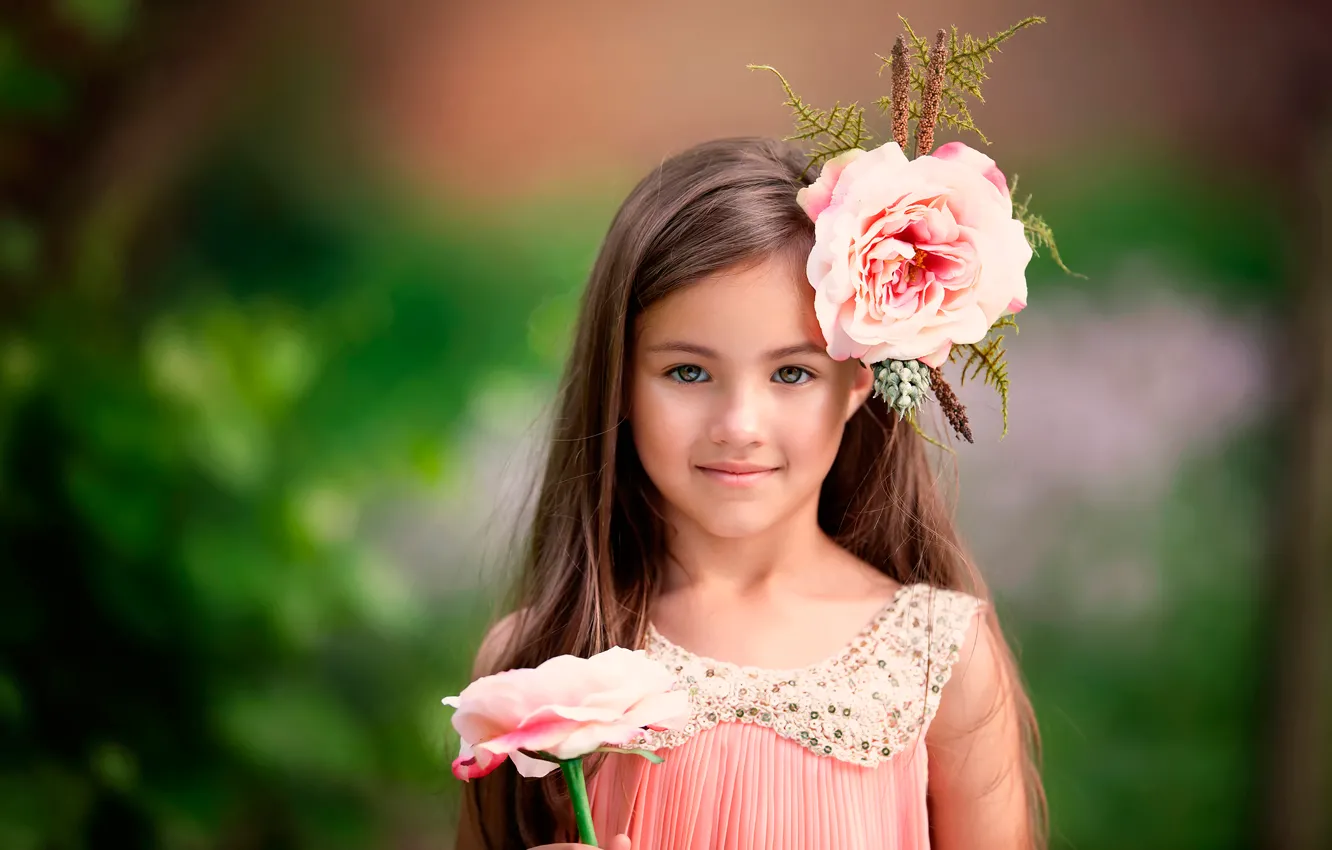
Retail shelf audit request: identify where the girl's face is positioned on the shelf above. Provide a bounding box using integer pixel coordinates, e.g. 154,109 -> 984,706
629,253 -> 873,541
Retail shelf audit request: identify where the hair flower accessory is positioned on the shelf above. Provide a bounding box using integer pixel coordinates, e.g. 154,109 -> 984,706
751,15 -> 1081,445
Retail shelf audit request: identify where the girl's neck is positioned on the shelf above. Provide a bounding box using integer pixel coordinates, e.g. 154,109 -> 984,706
658,501 -> 837,596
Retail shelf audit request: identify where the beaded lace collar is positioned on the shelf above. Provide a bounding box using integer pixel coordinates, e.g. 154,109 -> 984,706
632,583 -> 982,767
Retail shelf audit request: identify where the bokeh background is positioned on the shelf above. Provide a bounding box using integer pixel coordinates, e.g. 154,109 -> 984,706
2,0 -> 1330,848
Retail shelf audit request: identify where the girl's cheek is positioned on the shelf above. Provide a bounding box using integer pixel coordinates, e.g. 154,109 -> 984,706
634,381 -> 696,456
781,386 -> 846,440
787,398 -> 852,473
641,380 -> 681,420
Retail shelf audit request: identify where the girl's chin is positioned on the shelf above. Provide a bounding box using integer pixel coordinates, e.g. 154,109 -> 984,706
678,504 -> 790,540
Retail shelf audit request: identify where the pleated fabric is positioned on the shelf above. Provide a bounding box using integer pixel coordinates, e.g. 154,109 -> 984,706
588,722 -> 931,850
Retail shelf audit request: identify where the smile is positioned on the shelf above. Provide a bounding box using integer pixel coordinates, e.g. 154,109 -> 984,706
696,465 -> 779,487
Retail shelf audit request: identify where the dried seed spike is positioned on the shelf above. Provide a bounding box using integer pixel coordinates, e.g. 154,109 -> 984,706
927,365 -> 973,443
890,36 -> 910,151
915,29 -> 947,157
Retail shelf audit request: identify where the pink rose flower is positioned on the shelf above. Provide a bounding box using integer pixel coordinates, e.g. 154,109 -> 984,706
798,140 -> 1032,368
795,148 -> 865,221
441,646 -> 690,781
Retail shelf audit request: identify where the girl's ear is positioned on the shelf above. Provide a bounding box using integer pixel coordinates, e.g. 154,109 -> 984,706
846,362 -> 874,421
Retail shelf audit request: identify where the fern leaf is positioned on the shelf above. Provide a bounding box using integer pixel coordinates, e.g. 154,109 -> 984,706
936,107 -> 989,145
945,17 -> 1045,101
897,16 -> 932,69
948,333 -> 1012,439
1009,176 -> 1085,278
748,64 -> 871,178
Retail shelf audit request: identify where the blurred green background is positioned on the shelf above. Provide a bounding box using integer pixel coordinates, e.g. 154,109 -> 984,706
2,1 -> 1327,849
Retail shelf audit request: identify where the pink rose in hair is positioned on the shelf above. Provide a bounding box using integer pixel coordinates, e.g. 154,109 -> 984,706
798,140 -> 1032,368
932,140 -> 1010,197
442,646 -> 689,780
795,148 -> 865,220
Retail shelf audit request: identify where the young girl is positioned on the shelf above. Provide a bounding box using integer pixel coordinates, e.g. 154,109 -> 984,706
455,137 -> 1044,850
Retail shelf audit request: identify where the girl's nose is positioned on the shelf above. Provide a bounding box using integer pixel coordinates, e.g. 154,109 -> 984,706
708,381 -> 765,447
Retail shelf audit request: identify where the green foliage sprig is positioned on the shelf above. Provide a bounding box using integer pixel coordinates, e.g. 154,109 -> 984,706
949,315 -> 1019,438
746,65 -> 872,178
1010,175 -> 1083,278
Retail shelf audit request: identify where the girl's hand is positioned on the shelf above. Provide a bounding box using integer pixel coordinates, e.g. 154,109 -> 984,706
529,837 -> 631,850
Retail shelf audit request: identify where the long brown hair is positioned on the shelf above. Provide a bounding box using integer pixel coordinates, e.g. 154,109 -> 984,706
456,137 -> 1045,849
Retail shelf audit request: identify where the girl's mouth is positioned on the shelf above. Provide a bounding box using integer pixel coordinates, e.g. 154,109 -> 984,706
696,463 -> 779,486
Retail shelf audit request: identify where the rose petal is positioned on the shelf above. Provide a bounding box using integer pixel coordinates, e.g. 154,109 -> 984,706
797,148 -> 867,221
510,749 -> 560,778
621,689 -> 692,732
932,141 -> 1009,198
452,739 -> 506,781
918,338 -> 953,368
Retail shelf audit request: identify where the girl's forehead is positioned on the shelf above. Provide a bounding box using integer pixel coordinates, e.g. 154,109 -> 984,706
636,257 -> 824,350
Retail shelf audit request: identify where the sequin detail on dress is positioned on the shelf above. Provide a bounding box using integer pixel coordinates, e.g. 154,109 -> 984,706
633,583 -> 981,767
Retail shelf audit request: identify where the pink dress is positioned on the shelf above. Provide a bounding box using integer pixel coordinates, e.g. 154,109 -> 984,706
587,583 -> 982,850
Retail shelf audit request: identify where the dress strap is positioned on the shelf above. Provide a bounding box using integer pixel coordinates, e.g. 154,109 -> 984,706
870,584 -> 985,720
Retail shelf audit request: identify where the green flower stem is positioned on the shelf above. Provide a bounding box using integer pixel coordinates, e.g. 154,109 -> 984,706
559,757 -> 597,847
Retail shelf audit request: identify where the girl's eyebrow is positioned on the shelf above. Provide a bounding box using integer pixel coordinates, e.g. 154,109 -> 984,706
645,341 -> 718,358
645,341 -> 825,359
765,342 -> 826,359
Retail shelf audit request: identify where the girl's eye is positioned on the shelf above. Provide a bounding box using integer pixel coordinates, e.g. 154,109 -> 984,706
668,364 -> 709,383
773,366 -> 812,385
